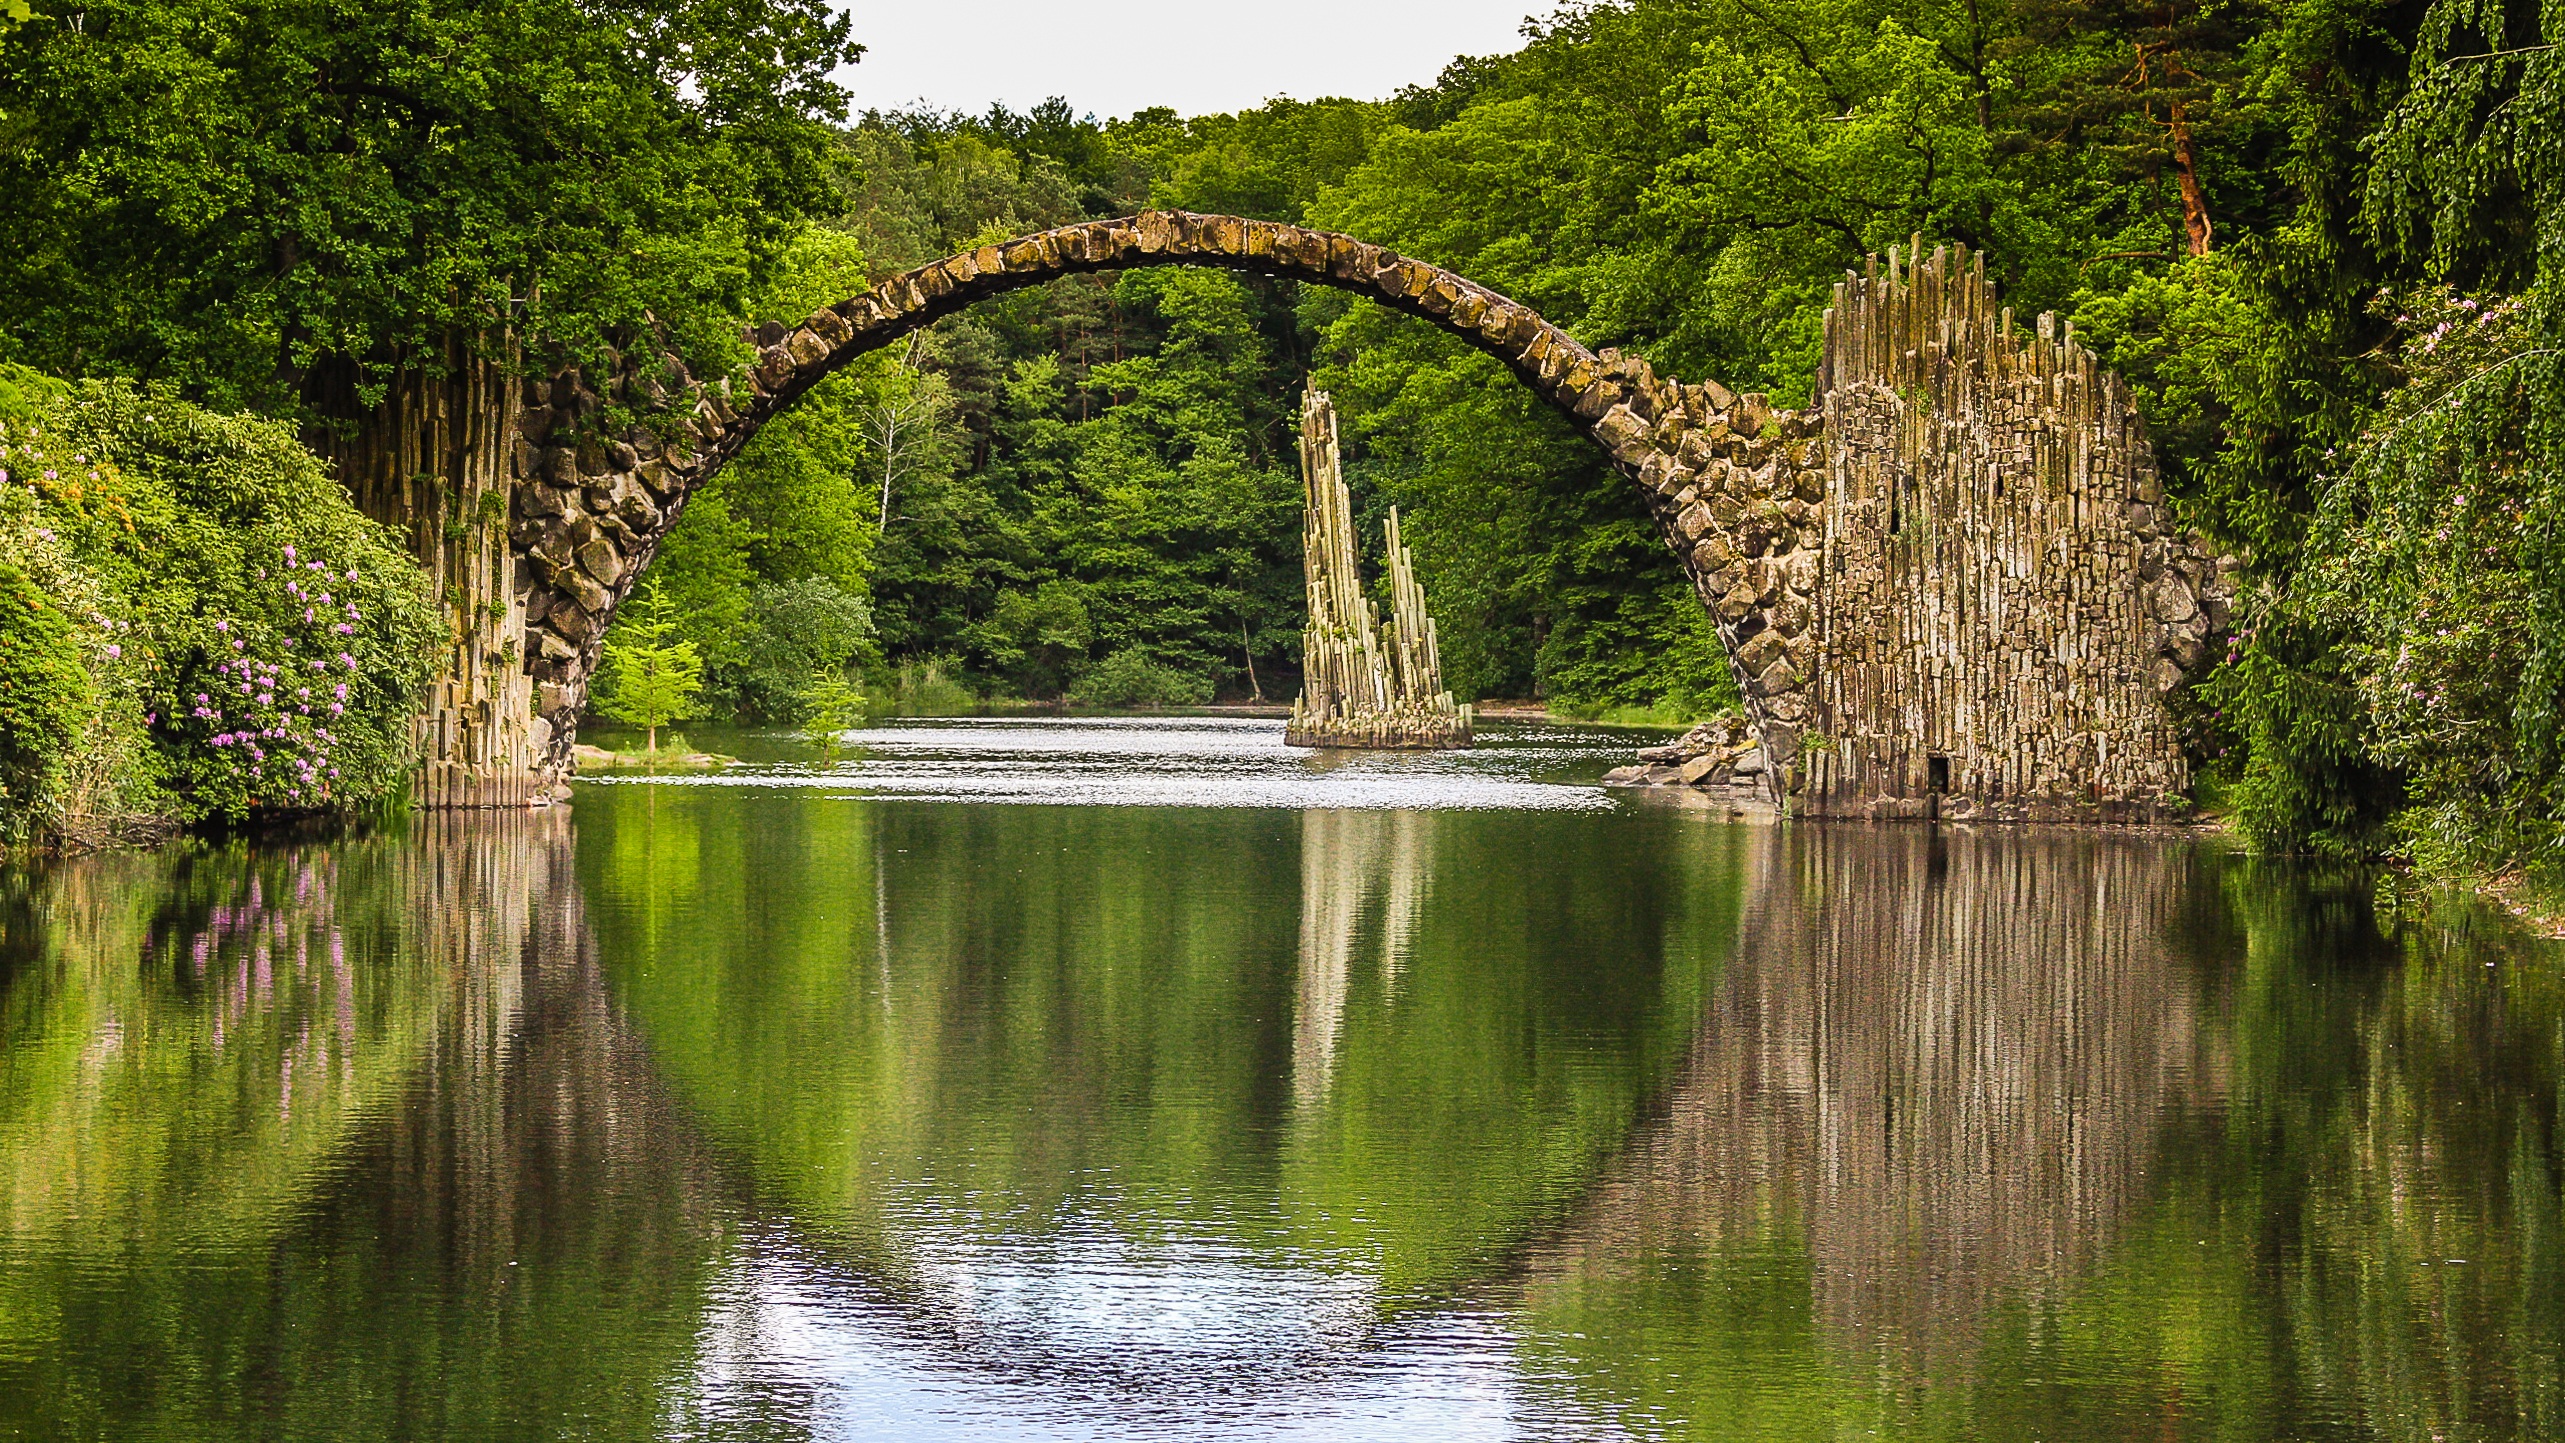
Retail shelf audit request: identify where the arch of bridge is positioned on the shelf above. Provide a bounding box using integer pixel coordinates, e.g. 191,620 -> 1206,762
507,210 -> 1824,777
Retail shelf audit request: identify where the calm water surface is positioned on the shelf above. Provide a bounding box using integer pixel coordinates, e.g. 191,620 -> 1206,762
3,718 -> 2561,1440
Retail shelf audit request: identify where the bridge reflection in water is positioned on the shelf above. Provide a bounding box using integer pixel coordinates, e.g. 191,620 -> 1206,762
3,791 -> 2561,1440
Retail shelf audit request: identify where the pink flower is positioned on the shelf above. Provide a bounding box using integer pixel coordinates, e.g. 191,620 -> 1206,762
214,620 -> 228,632
104,644 -> 120,658
283,545 -> 295,561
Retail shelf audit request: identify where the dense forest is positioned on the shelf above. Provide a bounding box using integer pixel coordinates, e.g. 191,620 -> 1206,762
0,0 -> 2558,881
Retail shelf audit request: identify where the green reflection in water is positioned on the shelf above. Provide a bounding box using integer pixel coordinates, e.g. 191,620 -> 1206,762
0,817 -> 726,1441
1514,827 -> 2565,1442
2,777 -> 2565,1440
577,785 -> 1747,1303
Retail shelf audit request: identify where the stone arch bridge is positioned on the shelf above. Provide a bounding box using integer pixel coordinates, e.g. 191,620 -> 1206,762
370,210 -> 2229,822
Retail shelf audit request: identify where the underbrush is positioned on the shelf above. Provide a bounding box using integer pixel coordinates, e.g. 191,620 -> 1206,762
0,367 -> 437,856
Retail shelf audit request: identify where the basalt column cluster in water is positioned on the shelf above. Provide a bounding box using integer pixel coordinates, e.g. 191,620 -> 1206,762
1286,386 -> 1472,750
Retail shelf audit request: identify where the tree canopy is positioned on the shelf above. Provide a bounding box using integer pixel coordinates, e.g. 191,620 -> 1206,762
0,0 -> 860,411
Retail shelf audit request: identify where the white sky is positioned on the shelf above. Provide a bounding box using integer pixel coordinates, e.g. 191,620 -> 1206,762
834,0 -> 1549,121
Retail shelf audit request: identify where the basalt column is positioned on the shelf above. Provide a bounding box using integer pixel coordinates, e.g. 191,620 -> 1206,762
1803,241 -> 2234,822
1286,386 -> 1472,749
306,339 -> 554,809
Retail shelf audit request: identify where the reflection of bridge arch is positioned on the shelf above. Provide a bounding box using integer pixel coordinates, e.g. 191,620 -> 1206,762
501,211 -> 1829,782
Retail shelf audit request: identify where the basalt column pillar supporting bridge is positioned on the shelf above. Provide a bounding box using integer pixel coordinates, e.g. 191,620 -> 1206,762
462,212 -> 2225,821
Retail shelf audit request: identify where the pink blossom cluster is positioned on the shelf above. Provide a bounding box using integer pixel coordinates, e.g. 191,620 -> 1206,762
179,543 -> 368,809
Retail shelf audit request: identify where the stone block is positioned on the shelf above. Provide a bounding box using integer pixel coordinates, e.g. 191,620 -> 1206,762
1736,629 -> 1787,676
553,564 -> 610,617
577,534 -> 625,588
2146,573 -> 2197,624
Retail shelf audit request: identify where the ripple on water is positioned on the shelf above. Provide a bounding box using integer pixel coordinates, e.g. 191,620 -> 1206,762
583,717 -> 1625,812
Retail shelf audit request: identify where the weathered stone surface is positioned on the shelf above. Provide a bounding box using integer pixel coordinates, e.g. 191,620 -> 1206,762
1288,387 -> 1471,749
576,534 -> 625,588
1796,241 -> 2227,824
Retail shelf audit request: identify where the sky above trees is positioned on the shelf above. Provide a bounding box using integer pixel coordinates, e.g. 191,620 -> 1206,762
834,0 -> 1535,117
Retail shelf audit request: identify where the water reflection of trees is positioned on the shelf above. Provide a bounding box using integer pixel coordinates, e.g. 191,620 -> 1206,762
18,797 -> 2565,1440
0,813 -> 728,1440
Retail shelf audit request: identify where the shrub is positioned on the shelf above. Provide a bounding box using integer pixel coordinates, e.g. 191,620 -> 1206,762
595,582 -> 706,753
885,658 -> 977,717
0,369 -> 438,834
735,577 -> 876,721
0,561 -> 85,826
1071,650 -> 1213,709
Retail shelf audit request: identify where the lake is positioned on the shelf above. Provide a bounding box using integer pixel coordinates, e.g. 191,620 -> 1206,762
2,717 -> 2560,1441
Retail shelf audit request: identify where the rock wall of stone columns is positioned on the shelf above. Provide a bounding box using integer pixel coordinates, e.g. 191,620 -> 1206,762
479,211 -> 2212,823
1804,242 -> 2231,821
310,344 -> 555,809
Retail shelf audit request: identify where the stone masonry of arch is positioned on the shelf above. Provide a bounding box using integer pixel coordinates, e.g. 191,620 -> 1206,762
422,210 -> 2226,822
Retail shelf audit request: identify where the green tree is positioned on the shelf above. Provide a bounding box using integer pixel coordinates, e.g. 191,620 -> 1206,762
0,0 -> 859,407
797,672 -> 866,762
596,583 -> 704,754
737,577 -> 876,722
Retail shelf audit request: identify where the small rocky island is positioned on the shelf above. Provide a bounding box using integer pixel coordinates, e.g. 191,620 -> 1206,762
1287,384 -> 1473,749
1602,715 -> 1774,808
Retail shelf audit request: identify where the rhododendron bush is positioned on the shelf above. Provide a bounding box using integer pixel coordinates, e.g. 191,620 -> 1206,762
0,367 -> 435,845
